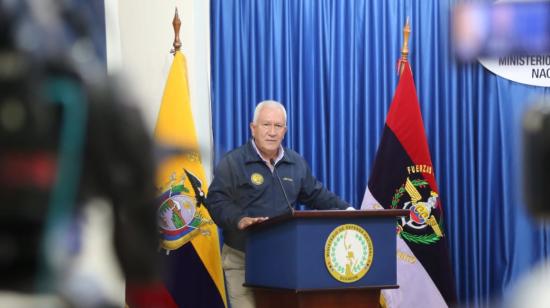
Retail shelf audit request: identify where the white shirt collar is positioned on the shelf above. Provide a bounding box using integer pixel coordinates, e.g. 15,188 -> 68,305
251,139 -> 284,171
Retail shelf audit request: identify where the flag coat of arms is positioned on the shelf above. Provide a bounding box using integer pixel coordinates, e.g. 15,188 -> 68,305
127,50 -> 226,307
361,61 -> 456,307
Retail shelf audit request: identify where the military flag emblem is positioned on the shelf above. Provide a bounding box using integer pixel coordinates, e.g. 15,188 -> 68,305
391,177 -> 444,245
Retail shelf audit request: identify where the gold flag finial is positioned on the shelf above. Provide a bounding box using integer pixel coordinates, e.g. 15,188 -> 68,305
172,8 -> 182,53
398,17 -> 411,75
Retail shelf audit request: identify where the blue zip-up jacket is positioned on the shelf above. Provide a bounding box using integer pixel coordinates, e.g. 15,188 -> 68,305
205,140 -> 351,252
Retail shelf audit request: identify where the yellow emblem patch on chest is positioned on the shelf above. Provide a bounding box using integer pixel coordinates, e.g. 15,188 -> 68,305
251,173 -> 264,185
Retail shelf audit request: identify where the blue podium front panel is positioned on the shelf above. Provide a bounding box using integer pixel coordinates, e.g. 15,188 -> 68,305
245,214 -> 397,290
245,219 -> 298,288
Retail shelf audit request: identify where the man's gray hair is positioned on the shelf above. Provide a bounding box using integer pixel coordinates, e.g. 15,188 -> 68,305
253,100 -> 287,124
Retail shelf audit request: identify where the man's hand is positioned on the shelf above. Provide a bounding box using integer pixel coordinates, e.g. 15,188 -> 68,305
238,216 -> 269,230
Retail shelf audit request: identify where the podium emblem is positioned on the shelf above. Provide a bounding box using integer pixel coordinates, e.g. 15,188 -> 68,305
324,224 -> 374,283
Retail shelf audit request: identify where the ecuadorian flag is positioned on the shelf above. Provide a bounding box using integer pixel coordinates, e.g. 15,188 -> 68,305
127,50 -> 226,307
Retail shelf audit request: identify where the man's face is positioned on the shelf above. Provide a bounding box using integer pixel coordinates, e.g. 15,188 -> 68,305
250,105 -> 287,159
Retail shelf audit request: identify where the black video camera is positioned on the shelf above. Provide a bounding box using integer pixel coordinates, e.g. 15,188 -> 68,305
0,50 -> 159,293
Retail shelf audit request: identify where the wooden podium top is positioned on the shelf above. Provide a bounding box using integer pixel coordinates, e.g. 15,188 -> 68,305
251,209 -> 409,230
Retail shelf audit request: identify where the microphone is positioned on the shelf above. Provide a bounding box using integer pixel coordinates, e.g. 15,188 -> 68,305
271,159 -> 294,215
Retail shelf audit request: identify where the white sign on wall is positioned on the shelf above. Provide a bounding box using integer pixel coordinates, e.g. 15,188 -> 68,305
479,55 -> 550,87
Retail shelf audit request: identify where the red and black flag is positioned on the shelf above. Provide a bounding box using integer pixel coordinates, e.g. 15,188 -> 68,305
361,61 -> 456,307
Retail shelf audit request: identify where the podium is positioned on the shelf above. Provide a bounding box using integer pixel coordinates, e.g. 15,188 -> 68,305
244,210 -> 408,308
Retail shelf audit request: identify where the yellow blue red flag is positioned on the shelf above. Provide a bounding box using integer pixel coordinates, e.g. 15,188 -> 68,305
128,50 -> 226,307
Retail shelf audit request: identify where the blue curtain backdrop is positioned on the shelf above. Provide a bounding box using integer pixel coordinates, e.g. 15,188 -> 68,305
210,0 -> 550,306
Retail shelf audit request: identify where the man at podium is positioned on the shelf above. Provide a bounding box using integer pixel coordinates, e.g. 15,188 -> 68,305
205,100 -> 352,308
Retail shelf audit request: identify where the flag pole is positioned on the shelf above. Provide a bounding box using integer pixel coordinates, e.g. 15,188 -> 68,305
398,17 -> 411,75
172,8 -> 182,53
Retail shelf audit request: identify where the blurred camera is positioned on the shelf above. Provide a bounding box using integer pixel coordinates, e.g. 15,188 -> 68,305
0,47 -> 159,294
523,99 -> 550,219
0,52 -> 64,291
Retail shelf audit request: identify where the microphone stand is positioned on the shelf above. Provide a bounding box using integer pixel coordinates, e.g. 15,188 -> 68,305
270,159 -> 294,215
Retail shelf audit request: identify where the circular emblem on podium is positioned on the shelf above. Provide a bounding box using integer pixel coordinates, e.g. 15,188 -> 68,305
324,224 -> 374,283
